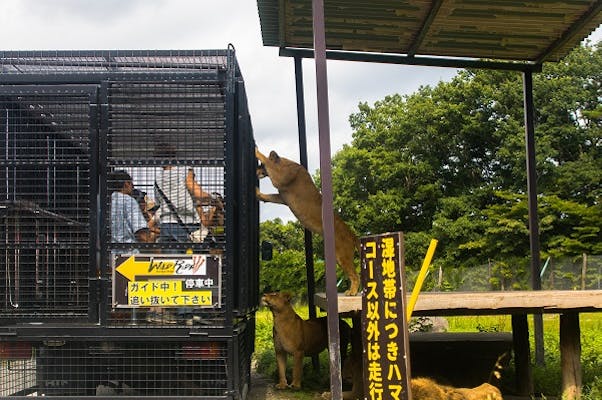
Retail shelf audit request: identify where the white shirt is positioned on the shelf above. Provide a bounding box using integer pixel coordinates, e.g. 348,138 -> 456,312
154,166 -> 200,225
111,192 -> 148,243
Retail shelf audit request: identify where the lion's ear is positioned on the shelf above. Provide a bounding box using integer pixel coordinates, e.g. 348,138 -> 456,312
269,151 -> 280,163
282,292 -> 292,302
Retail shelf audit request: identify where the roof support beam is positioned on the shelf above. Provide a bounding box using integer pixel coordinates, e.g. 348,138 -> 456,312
280,47 -> 542,72
407,0 -> 444,57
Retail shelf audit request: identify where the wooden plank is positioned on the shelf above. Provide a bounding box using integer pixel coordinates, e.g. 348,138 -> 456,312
315,290 -> 602,315
560,313 -> 582,400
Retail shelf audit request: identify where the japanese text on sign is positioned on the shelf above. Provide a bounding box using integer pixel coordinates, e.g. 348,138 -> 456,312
360,232 -> 411,400
112,254 -> 221,309
128,280 -> 213,306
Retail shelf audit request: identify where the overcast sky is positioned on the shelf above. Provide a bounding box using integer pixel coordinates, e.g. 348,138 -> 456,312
1,0 -> 600,222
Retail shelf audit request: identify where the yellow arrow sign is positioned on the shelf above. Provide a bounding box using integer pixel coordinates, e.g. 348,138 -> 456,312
116,256 -> 153,282
115,255 -> 208,282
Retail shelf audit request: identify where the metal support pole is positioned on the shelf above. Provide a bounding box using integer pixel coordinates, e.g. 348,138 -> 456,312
294,55 -> 319,371
512,314 -> 534,395
311,0 -> 343,398
523,70 -> 545,366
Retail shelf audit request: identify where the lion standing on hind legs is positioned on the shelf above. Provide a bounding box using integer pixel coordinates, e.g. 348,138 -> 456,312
255,147 -> 360,296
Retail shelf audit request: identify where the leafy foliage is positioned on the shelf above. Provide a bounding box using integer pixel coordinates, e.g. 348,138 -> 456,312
331,41 -> 601,275
259,219 -> 329,298
258,41 -> 600,292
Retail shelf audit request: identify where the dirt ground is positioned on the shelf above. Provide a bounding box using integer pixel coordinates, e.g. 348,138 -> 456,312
247,373 -> 299,400
246,359 -> 334,400
247,368 -> 313,400
247,371 -> 282,400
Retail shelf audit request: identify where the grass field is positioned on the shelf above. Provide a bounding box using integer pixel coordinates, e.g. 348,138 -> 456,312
254,306 -> 602,399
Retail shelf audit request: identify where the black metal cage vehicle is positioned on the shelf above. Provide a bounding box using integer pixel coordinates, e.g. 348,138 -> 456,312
0,49 -> 259,398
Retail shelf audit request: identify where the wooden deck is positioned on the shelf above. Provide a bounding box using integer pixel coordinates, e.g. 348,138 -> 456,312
315,290 -> 602,400
314,290 -> 602,315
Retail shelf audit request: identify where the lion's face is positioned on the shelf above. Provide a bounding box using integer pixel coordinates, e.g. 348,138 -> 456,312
261,292 -> 292,313
256,163 -> 268,179
257,150 -> 302,188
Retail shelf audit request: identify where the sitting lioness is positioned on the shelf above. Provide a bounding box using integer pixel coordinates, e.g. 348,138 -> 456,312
255,148 -> 360,296
261,292 -> 350,390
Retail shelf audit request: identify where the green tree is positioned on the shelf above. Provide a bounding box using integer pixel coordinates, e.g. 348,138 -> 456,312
259,42 -> 601,289
259,219 -> 327,298
259,218 -> 305,253
331,41 -> 601,278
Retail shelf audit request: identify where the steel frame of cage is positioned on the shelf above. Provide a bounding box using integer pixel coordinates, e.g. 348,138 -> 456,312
0,321 -> 254,398
0,49 -> 259,399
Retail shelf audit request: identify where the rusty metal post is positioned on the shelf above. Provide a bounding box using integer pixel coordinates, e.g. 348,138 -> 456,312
523,70 -> 545,367
311,0 -> 343,398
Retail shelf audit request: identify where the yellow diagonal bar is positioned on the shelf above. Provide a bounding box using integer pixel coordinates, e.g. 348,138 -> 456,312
406,239 -> 438,322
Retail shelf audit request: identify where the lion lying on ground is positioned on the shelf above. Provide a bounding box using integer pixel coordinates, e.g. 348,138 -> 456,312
261,292 -> 351,390
412,378 -> 503,400
328,362 -> 502,400
322,327 -> 503,400
255,148 -> 360,296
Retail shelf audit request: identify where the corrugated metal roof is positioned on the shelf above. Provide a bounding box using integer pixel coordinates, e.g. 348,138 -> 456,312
257,0 -> 602,64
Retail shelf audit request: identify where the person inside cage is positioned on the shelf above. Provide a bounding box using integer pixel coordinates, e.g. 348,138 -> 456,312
190,172 -> 225,243
151,143 -> 216,325
142,195 -> 161,239
198,191 -> 225,241
153,143 -> 213,245
131,189 -> 161,241
109,170 -> 156,247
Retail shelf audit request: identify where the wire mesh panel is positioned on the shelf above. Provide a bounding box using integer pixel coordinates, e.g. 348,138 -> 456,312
0,342 -> 36,397
104,77 -> 230,327
35,340 -> 231,397
105,79 -> 226,238
107,81 -> 226,161
0,87 -> 94,319
0,50 -> 230,75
